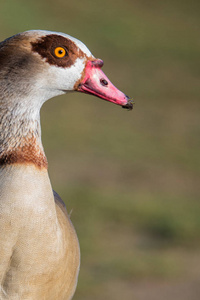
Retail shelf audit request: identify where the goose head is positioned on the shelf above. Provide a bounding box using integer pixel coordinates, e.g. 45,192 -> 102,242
0,30 -> 133,111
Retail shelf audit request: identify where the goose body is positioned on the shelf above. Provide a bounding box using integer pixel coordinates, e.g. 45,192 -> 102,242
0,30 -> 132,299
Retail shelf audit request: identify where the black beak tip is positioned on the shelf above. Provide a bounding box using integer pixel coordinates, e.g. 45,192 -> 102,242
122,96 -> 134,110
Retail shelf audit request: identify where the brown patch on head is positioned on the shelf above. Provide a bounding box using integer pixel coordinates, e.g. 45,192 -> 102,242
0,136 -> 48,169
31,34 -> 86,68
0,33 -> 46,98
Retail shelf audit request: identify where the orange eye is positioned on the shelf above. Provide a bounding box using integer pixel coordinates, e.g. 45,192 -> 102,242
54,47 -> 67,58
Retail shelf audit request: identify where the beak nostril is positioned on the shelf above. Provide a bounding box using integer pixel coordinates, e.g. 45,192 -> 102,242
100,78 -> 108,86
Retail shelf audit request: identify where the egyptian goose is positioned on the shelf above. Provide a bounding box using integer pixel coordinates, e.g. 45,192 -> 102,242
0,30 -> 132,300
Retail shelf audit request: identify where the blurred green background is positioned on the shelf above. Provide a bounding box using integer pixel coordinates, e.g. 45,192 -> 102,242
0,0 -> 199,299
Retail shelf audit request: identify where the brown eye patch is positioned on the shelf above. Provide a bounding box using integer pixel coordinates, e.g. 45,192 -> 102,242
31,34 -> 85,68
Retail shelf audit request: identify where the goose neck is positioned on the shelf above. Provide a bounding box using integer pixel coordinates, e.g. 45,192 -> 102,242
0,104 -> 47,169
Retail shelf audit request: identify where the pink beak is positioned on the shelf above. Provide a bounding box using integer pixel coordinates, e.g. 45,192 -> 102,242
77,59 -> 133,110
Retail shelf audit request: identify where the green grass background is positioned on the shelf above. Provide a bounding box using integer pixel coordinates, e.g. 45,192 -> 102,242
0,0 -> 199,299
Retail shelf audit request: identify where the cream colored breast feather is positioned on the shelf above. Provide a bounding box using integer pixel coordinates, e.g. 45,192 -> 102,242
0,30 -> 132,300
